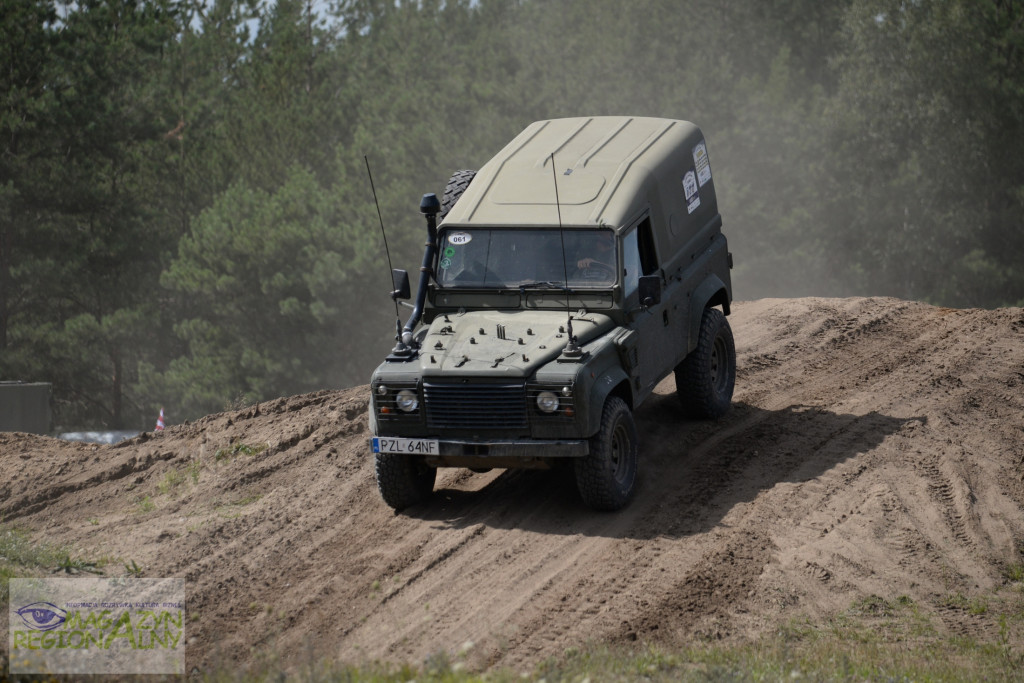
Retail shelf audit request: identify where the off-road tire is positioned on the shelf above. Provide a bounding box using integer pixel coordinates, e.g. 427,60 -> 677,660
675,307 -> 736,419
574,396 -> 638,511
374,453 -> 436,511
439,169 -> 476,221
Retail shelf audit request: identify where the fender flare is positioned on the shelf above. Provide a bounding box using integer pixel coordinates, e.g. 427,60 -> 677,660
689,274 -> 731,352
583,365 -> 633,437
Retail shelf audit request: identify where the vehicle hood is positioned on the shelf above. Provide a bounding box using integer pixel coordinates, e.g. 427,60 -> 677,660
417,309 -> 614,378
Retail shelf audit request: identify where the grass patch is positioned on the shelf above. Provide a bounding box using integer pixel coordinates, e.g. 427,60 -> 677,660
0,526 -> 108,601
0,527 -> 66,570
52,553 -> 103,575
157,467 -> 185,496
192,629 -> 1024,682
186,519 -> 208,534
0,526 -> 70,602
186,589 -> 1024,682
942,591 -> 990,615
188,458 -> 203,483
532,634 -> 1023,682
131,493 -> 156,513
234,494 -> 263,506
214,442 -> 267,462
215,494 -> 262,519
154,461 -> 204,496
849,593 -> 898,617
214,491 -> 264,518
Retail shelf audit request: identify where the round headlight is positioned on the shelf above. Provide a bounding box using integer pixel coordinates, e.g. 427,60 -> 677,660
536,391 -> 559,413
376,384 -> 388,396
396,389 -> 418,412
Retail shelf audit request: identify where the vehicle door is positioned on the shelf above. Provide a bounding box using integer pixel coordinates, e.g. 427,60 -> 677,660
622,218 -> 676,397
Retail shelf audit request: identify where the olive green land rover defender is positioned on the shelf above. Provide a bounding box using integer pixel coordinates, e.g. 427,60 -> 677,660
369,116 -> 735,511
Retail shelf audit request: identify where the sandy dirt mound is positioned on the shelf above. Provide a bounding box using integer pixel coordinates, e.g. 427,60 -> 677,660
2,297 -> 1023,672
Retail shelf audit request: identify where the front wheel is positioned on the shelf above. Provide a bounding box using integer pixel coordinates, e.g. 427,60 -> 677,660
375,453 -> 436,511
675,307 -> 736,419
574,396 -> 638,511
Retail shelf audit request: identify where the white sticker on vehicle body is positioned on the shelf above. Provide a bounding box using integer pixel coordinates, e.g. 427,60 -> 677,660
448,232 -> 472,245
682,171 -> 698,200
693,141 -> 712,186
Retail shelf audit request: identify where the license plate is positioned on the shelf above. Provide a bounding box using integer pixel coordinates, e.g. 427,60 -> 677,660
371,437 -> 439,455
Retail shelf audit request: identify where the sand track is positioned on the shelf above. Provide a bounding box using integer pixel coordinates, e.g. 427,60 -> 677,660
2,297 -> 1023,671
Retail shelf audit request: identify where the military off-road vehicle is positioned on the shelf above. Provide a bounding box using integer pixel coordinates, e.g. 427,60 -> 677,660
369,116 -> 734,511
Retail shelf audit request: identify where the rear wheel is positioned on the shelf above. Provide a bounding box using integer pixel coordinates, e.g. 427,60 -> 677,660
575,396 -> 637,511
675,307 -> 735,418
375,453 -> 436,511
439,169 -> 476,221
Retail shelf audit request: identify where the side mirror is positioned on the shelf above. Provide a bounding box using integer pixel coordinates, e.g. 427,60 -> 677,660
638,275 -> 661,308
391,269 -> 411,300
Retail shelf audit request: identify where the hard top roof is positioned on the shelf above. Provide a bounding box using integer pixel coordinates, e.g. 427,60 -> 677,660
440,116 -> 705,231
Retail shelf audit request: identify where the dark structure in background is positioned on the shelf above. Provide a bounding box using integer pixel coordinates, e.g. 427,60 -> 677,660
0,381 -> 52,434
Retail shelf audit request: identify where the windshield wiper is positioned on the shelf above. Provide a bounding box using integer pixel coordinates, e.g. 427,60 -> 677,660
518,281 -> 575,293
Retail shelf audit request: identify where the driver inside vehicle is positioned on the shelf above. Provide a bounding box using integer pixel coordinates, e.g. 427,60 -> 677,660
575,230 -> 616,275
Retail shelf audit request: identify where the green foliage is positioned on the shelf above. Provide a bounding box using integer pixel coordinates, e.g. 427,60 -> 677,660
150,164 -> 387,417
132,494 -> 156,514
190,606 -> 1023,681
824,0 -> 1024,305
52,554 -> 103,575
158,467 -> 185,496
0,524 -> 72,603
214,442 -> 268,461
0,526 -> 67,571
0,0 -> 182,429
187,459 -> 203,484
4,0 -> 1023,424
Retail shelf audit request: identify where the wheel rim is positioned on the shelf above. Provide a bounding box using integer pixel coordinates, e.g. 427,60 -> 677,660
610,420 -> 632,484
710,333 -> 728,395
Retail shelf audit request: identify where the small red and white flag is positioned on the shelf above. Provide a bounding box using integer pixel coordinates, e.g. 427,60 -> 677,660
155,408 -> 166,431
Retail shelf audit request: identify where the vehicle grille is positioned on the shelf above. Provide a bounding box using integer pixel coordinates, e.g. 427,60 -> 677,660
424,382 -> 527,430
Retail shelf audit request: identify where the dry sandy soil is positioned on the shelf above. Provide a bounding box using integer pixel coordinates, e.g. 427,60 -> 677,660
2,297 -> 1023,674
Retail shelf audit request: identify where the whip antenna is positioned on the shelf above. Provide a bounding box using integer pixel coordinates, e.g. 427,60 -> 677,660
364,155 -> 402,330
550,153 -> 580,356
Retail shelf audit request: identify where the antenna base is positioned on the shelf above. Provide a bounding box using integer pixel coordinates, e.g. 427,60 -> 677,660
561,315 -> 582,358
557,345 -> 589,363
386,343 -> 418,362
386,318 -> 418,361
561,337 -> 585,359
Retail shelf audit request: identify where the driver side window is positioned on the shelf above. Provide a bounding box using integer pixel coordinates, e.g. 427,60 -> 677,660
622,229 -> 641,299
636,217 -> 658,276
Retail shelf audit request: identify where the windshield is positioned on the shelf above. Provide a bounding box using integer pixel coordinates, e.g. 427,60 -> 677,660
436,228 -> 617,289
